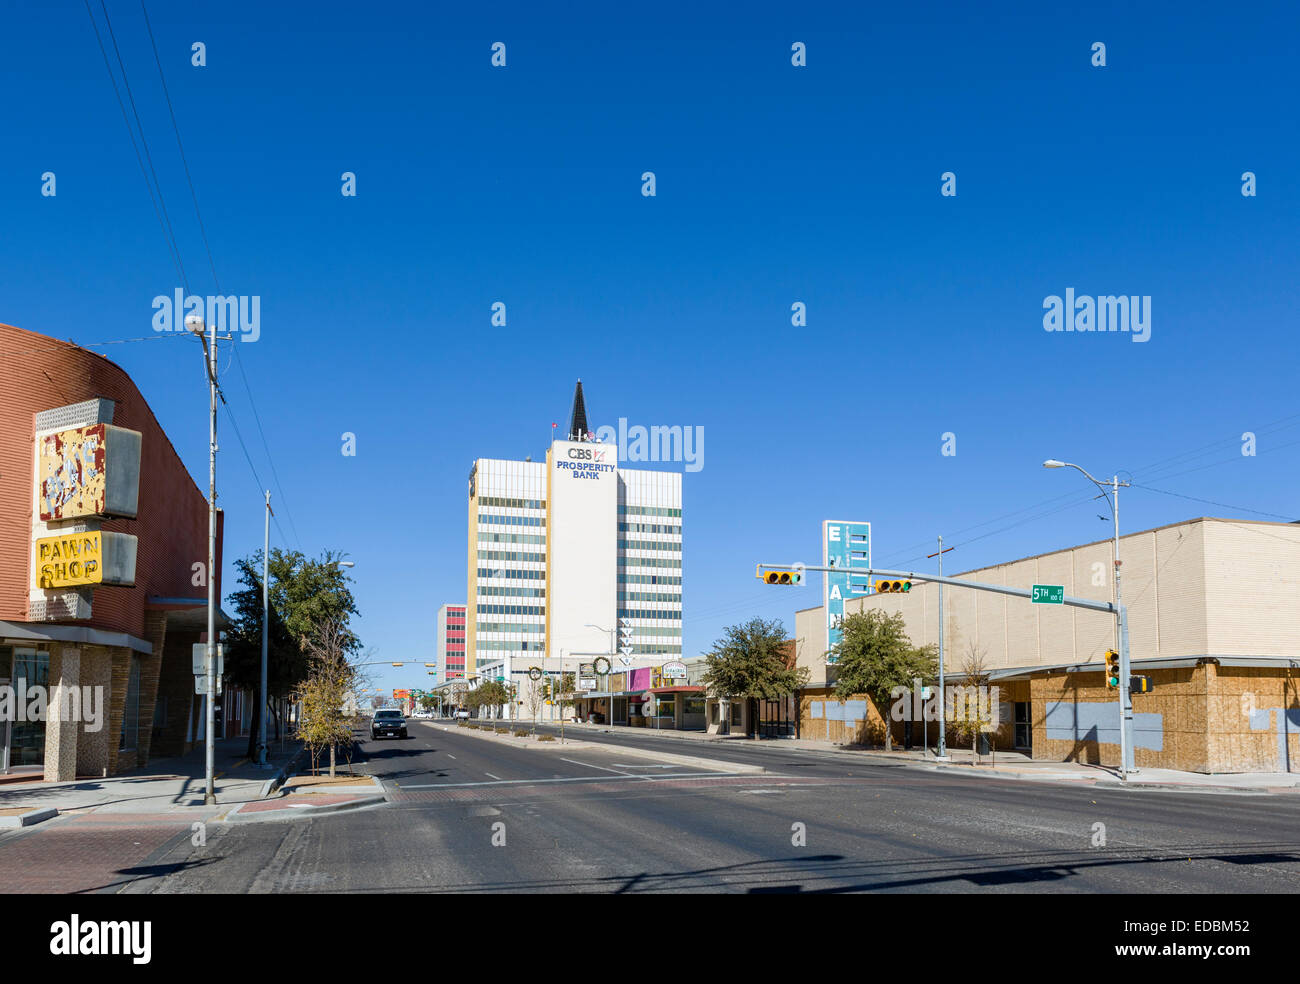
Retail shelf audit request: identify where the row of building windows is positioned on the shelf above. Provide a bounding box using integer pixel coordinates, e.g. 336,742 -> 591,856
619,573 -> 682,586
618,522 -> 682,535
478,550 -> 547,562
619,556 -> 682,569
628,643 -> 683,654
618,610 -> 683,624
619,539 -> 682,553
478,496 -> 546,510
477,567 -> 546,580
619,505 -> 682,518
478,532 -> 547,546
476,640 -> 545,651
477,585 -> 546,598
476,604 -> 546,617
618,591 -> 682,603
479,513 -> 546,527
476,623 -> 545,634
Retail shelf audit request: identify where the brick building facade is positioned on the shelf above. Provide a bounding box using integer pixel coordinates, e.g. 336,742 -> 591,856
1,322 -> 226,780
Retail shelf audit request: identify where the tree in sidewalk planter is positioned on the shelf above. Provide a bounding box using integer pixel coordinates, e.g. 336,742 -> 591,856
701,617 -> 809,738
293,617 -> 365,778
951,640 -> 996,766
523,675 -> 554,729
468,680 -> 512,719
418,694 -> 436,713
223,547 -> 360,762
830,609 -> 938,752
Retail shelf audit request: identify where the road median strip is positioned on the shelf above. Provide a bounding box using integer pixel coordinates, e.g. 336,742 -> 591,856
431,721 -> 763,775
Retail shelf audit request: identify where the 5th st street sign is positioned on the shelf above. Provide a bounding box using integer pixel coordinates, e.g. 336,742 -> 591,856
1031,584 -> 1065,604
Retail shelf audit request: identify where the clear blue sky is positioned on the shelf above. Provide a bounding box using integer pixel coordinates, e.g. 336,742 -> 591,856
2,1 -> 1297,695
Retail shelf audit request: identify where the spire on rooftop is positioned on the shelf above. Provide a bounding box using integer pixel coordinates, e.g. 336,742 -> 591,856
567,378 -> 588,441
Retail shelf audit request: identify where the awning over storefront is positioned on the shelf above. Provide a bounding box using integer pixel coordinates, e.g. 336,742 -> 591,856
145,596 -> 234,633
0,620 -> 153,654
649,685 -> 704,695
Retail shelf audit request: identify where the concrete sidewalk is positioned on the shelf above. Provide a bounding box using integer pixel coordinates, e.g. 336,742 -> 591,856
537,719 -> 1300,793
0,735 -> 304,817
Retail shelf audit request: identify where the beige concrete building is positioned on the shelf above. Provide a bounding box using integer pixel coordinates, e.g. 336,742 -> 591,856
794,517 -> 1300,774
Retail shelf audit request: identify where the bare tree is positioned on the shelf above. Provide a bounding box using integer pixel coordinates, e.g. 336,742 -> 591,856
952,639 -> 995,766
294,619 -> 364,777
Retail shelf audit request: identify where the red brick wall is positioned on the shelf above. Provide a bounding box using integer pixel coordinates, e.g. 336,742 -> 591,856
0,323 -> 217,637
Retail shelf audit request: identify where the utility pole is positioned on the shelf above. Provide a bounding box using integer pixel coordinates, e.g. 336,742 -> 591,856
258,491 -> 272,768
189,311 -> 220,806
927,537 -> 955,762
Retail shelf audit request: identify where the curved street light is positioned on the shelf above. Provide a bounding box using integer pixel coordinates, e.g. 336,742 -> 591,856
1043,458 -> 1135,778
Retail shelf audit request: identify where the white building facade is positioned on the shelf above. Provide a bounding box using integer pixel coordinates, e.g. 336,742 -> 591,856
465,385 -> 683,719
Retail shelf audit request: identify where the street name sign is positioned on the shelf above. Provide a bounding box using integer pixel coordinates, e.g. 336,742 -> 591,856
1031,584 -> 1064,604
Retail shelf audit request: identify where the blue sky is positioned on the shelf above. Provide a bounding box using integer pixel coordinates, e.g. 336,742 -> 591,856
2,1 -> 1297,694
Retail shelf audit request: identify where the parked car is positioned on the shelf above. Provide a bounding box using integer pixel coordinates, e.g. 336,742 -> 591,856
455,708 -> 470,720
370,709 -> 408,740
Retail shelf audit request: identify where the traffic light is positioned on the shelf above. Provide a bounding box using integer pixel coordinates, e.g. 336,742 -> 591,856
1104,650 -> 1121,689
757,566 -> 803,585
874,579 -> 911,593
1129,675 -> 1151,694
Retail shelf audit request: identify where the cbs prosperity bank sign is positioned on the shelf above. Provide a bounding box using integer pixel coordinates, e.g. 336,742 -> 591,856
556,444 -> 616,480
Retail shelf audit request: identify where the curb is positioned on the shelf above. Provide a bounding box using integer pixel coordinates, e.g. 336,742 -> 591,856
868,754 -> 1297,795
223,792 -> 386,823
0,807 -> 58,828
257,745 -> 306,798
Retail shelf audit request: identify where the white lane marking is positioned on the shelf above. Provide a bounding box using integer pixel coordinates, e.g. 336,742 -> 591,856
401,772 -> 737,790
484,772 -> 503,780
613,763 -> 675,769
560,757 -> 636,776
446,754 -> 456,760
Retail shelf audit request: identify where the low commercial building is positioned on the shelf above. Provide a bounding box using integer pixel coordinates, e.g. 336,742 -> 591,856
1,323 -> 226,780
794,517 -> 1300,773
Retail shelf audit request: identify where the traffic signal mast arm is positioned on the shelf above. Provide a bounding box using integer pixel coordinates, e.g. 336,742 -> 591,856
756,563 -> 1120,616
760,560 -> 1138,781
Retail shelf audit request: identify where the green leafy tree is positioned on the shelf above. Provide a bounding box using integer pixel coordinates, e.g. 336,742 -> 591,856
830,609 -> 938,751
224,548 -> 360,760
700,617 -> 808,737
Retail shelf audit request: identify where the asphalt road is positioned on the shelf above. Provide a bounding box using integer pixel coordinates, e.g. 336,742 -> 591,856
106,720 -> 1300,893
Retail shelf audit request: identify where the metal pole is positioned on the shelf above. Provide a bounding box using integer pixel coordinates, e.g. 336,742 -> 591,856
258,491 -> 271,767
204,317 -> 218,805
936,537 -> 949,761
1113,475 -> 1136,775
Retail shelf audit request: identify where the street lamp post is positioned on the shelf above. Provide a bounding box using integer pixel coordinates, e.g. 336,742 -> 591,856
1043,459 -> 1135,778
927,537 -> 955,762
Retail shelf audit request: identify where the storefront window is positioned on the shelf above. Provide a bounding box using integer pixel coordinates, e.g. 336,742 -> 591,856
4,646 -> 49,767
684,697 -> 706,716
120,655 -> 141,751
